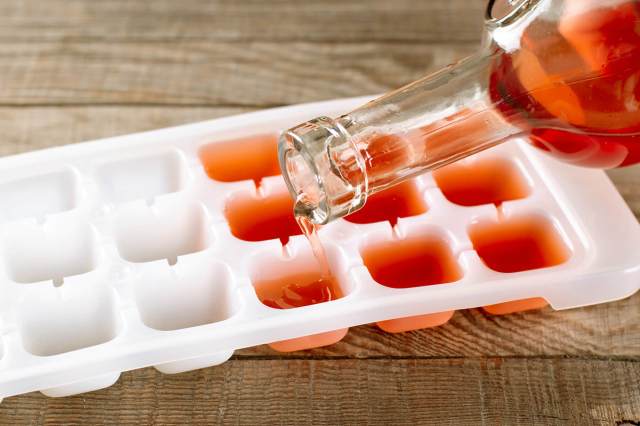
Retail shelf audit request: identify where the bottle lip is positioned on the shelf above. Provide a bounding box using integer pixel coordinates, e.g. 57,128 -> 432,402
278,130 -> 331,225
485,0 -> 542,28
278,116 -> 368,226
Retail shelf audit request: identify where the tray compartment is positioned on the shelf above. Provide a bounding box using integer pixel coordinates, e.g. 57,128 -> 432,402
18,284 -> 121,356
469,213 -> 572,314
376,311 -> 455,333
360,226 -> 462,289
2,218 -> 99,285
97,150 -> 187,204
0,169 -> 79,223
114,200 -> 211,265
133,254 -> 237,331
433,155 -> 532,206
344,179 -> 428,226
360,225 -> 462,333
198,133 -> 280,186
468,213 -> 571,273
249,242 -> 353,351
482,297 -> 549,315
224,181 -> 300,245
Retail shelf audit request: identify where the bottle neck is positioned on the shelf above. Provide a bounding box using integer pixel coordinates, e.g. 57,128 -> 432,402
279,48 -> 523,225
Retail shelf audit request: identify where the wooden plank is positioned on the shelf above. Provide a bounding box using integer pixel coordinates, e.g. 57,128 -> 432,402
0,0 -> 485,43
0,106 -> 251,156
0,359 -> 638,425
608,168 -> 640,219
0,41 -> 476,106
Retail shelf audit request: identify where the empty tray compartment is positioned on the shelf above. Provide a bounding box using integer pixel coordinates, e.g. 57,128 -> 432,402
133,255 -> 238,331
97,150 -> 188,204
2,218 -> 100,285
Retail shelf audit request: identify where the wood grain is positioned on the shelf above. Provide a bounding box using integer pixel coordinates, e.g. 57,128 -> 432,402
0,0 -> 485,43
0,106 -> 251,155
0,41 -> 476,106
1,359 -> 639,425
608,167 -> 640,219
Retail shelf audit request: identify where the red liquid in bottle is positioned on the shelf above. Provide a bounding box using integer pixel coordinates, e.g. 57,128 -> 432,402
342,1 -> 640,189
490,0 -> 640,168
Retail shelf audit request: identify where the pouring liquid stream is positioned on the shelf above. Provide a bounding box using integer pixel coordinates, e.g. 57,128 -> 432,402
295,212 -> 332,278
255,209 -> 337,310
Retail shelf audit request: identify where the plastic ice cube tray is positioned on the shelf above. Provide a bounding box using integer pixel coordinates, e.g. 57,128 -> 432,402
0,96 -> 639,401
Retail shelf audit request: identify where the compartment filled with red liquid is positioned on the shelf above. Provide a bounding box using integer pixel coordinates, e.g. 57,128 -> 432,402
251,250 -> 349,352
469,214 -> 571,314
256,272 -> 342,310
224,184 -> 301,245
433,157 -> 531,207
344,180 -> 428,226
198,133 -> 280,186
360,230 -> 461,332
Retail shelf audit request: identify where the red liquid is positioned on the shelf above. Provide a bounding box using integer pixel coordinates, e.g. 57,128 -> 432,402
470,216 -> 570,314
225,187 -> 301,245
253,261 -> 347,352
361,234 -> 461,289
268,329 -> 348,352
490,0 -> 640,168
199,134 -> 280,186
296,215 -> 331,277
255,272 -> 342,310
376,311 -> 455,334
483,297 -> 549,316
362,233 -> 460,332
344,180 -> 427,226
469,215 -> 570,273
433,157 -> 531,207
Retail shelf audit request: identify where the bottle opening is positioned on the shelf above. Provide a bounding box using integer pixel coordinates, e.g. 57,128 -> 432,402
278,117 -> 368,225
279,130 -> 330,225
486,0 -> 540,26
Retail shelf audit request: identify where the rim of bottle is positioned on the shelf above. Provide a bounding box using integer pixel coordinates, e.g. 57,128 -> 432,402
486,0 -> 542,27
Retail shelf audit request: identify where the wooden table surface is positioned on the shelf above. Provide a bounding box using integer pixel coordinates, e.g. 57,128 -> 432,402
0,1 -> 639,424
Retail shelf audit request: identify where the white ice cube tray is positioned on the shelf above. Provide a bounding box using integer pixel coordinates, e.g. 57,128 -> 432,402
0,96 -> 639,401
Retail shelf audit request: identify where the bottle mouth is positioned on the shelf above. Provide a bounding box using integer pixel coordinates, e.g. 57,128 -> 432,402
279,133 -> 331,225
278,116 -> 368,225
486,0 -> 541,27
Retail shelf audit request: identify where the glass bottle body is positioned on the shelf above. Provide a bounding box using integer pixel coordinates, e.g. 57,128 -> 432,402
279,0 -> 640,224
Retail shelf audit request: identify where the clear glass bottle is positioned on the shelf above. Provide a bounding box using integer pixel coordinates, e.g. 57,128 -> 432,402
278,0 -> 640,224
